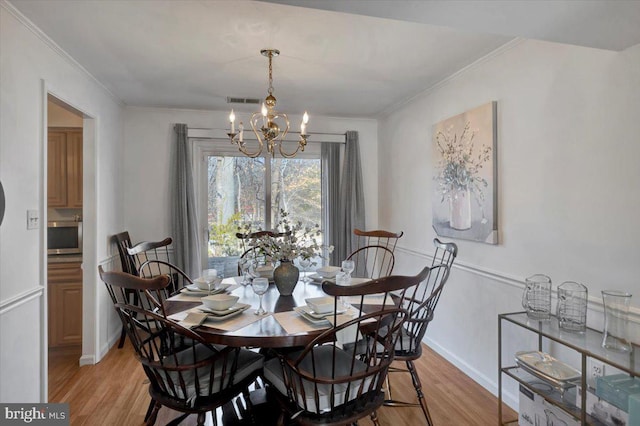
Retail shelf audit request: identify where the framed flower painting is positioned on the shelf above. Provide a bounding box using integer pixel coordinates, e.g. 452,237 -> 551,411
432,101 -> 498,244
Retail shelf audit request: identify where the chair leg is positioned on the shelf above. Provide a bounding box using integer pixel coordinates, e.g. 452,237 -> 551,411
117,325 -> 127,348
196,412 -> 206,426
370,411 -> 380,426
385,373 -> 392,401
145,401 -> 161,426
242,389 -> 256,424
144,399 -> 155,422
407,360 -> 434,426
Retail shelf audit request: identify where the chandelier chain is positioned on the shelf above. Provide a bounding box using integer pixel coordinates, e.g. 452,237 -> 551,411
268,52 -> 274,96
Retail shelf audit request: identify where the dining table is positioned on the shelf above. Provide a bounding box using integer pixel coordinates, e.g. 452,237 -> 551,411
165,275 -> 378,348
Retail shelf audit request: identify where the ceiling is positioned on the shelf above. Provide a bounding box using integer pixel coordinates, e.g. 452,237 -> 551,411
8,0 -> 640,119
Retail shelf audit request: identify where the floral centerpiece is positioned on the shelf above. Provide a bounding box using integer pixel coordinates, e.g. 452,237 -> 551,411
238,210 -> 332,295
435,122 -> 491,230
239,210 -> 330,263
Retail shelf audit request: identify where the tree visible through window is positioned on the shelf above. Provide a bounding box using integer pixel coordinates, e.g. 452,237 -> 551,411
206,154 -> 321,276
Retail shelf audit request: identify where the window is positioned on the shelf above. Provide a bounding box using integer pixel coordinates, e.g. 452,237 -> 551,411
194,140 -> 323,276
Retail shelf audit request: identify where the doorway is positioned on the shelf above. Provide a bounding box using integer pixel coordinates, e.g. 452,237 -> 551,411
46,95 -> 84,401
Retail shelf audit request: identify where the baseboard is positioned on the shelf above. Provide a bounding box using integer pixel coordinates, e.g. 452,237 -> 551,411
99,328 -> 121,360
79,355 -> 94,366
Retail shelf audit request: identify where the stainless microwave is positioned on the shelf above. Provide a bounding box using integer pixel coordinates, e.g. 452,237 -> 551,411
48,221 -> 82,255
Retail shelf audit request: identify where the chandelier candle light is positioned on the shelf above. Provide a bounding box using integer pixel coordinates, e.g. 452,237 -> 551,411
228,49 -> 309,158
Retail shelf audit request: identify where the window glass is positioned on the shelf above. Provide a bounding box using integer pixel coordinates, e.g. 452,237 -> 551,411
203,150 -> 322,276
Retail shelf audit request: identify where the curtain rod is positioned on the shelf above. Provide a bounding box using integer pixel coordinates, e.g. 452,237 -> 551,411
187,127 -> 346,143
189,127 -> 347,136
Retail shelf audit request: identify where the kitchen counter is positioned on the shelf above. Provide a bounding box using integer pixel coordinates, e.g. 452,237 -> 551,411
48,254 -> 83,264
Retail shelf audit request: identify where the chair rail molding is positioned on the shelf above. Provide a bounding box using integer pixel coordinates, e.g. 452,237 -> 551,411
0,286 -> 44,315
395,245 -> 640,324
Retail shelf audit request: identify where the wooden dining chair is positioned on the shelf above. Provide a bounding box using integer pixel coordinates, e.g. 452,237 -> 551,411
263,267 -> 431,426
113,231 -> 141,348
353,228 -> 404,254
99,267 -> 264,426
383,238 -> 457,425
113,232 -> 175,348
346,244 -> 395,280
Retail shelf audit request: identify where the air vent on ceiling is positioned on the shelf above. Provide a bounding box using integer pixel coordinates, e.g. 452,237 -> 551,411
226,97 -> 261,105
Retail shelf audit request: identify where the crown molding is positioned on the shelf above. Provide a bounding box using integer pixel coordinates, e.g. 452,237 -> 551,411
377,38 -> 525,119
2,0 -> 123,106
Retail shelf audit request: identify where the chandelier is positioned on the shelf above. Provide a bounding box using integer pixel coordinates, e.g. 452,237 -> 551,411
227,49 -> 309,158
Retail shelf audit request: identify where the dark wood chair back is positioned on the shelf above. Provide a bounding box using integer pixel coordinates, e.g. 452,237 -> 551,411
346,244 -> 395,280
138,260 -> 193,296
395,264 -> 451,357
98,267 -> 263,425
431,237 -> 457,270
126,237 -> 173,276
264,268 -> 430,425
114,231 -> 137,275
354,228 -> 404,253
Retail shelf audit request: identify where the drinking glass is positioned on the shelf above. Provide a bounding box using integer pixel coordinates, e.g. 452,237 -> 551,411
202,269 -> 217,295
341,260 -> 355,280
522,274 -> 552,320
252,277 -> 269,315
602,290 -> 633,352
556,281 -> 588,332
239,258 -> 251,286
299,257 -> 312,283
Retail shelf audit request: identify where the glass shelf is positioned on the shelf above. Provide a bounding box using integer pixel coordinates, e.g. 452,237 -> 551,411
500,312 -> 639,376
501,366 -> 605,426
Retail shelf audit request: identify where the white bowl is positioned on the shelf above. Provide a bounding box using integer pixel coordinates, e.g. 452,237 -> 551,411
305,296 -> 336,314
202,294 -> 239,311
316,266 -> 341,279
194,277 -> 222,290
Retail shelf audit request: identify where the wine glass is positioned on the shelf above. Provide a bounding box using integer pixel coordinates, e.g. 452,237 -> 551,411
299,257 -> 312,283
239,258 -> 251,286
251,277 -> 269,315
341,260 -> 355,280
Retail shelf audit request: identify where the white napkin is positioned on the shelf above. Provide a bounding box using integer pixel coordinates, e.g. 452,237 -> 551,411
178,312 -> 207,329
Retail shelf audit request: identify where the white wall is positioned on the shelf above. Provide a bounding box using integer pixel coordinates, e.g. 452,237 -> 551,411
123,107 -> 379,241
378,39 -> 640,408
0,2 -> 124,402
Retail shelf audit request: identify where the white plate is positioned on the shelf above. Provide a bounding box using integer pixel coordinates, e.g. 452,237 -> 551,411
198,302 -> 250,316
293,306 -> 331,324
296,304 -> 347,319
201,304 -> 250,321
309,273 -> 335,284
182,283 -> 230,296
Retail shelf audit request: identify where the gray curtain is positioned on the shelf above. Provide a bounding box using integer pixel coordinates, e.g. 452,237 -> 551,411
336,130 -> 365,265
321,142 -> 340,266
171,124 -> 201,278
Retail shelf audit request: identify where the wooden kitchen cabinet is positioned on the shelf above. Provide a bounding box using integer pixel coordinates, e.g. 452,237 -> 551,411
48,262 -> 82,347
47,128 -> 82,208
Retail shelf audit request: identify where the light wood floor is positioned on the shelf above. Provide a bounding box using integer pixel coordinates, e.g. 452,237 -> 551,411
49,341 -> 516,425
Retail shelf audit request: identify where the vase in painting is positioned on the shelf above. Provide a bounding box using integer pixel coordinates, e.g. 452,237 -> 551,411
449,188 -> 471,230
273,259 -> 299,296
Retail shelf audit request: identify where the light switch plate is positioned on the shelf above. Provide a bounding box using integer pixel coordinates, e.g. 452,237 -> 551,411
27,209 -> 39,229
